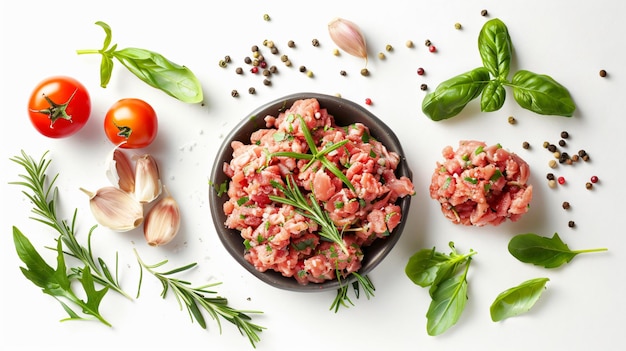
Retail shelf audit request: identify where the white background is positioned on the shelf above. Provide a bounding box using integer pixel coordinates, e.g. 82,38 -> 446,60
1,1 -> 624,350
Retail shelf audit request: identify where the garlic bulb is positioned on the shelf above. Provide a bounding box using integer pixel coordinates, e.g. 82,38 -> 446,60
105,147 -> 135,193
134,154 -> 162,203
143,187 -> 180,246
80,186 -> 143,232
328,17 -> 368,64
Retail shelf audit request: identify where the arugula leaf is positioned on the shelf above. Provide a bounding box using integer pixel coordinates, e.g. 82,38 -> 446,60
490,277 -> 549,322
508,233 -> 607,268
13,227 -> 111,326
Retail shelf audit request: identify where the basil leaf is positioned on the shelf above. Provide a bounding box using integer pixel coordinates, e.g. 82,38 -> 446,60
511,70 -> 576,116
508,232 -> 607,268
405,248 -> 450,287
426,265 -> 469,336
113,48 -> 203,103
480,80 -> 506,112
490,277 -> 549,322
422,67 -> 491,121
478,18 -> 512,79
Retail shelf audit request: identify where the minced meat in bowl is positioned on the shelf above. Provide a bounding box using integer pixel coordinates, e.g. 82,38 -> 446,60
209,93 -> 415,292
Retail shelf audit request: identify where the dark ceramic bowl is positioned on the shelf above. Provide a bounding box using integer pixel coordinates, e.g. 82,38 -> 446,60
209,92 -> 413,292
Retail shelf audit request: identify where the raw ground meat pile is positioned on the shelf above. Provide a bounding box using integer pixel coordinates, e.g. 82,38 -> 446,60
429,140 -> 532,226
222,98 -> 415,284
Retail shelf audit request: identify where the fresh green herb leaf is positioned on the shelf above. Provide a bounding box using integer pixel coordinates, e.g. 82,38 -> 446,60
77,21 -> 203,103
405,247 -> 451,287
511,70 -> 576,116
508,233 -> 607,268
490,277 -> 549,322
134,250 -> 265,348
237,196 -> 250,206
478,18 -> 512,79
210,179 -> 229,197
330,273 -> 375,313
442,177 -> 452,190
490,169 -> 503,182
464,177 -> 478,184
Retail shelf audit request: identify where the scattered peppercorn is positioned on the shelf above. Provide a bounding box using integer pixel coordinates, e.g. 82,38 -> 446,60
548,160 -> 557,168
424,39 -> 431,47
235,67 -> 243,74
284,60 -> 292,67
561,131 -> 569,139
429,45 -> 437,53
585,182 -> 593,189
269,65 -> 278,74
558,176 -> 566,185
568,220 -> 576,228
262,69 -> 270,77
559,152 -> 569,164
543,141 -> 549,148
263,13 -> 271,21
306,71 -> 314,78
578,149 -> 587,157
250,66 -> 259,74
231,90 -> 239,97
522,141 -> 530,149
365,98 -> 372,105
333,48 -> 340,56
455,22 -> 462,30
312,38 -> 320,47
244,56 -> 252,64
385,44 -> 393,52
251,45 -> 259,52
420,84 -> 428,91
559,139 -> 566,147
224,55 -> 231,63
340,70 -> 347,76
547,144 -> 557,152
270,47 -> 279,55
547,173 -> 555,181
299,65 -> 306,73
287,40 -> 295,48
280,55 -> 288,62
263,78 -> 271,86
481,9 -> 488,16
548,179 -> 557,188
248,87 -> 256,94
378,52 -> 386,59
361,68 -> 370,76
590,175 -> 599,183
553,150 -> 560,159
417,67 -> 425,75
562,201 -> 570,210
571,154 -> 579,162
406,40 -> 414,48
218,59 -> 227,68
599,69 -> 607,77
507,116 -> 516,124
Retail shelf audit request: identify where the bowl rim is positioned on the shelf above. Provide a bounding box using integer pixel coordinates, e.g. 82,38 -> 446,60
209,92 -> 413,292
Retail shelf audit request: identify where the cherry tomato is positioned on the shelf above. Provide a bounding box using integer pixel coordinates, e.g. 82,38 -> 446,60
104,98 -> 158,149
28,76 -> 91,138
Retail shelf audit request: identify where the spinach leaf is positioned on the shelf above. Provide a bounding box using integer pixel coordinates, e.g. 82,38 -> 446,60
422,67 -> 490,121
77,21 -> 203,104
490,277 -> 549,322
426,261 -> 470,336
405,247 -> 450,287
508,233 -> 607,268
480,80 -> 506,112
511,70 -> 576,116
478,18 -> 512,79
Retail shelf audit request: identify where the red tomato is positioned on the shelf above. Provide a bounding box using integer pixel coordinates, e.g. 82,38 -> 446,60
28,76 -> 91,138
104,98 -> 158,149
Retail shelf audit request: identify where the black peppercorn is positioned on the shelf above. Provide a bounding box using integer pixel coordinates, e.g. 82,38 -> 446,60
299,65 -> 306,72
287,40 -> 295,48
522,141 -> 530,149
559,139 -> 566,147
235,67 -> 243,74
599,69 -> 607,77
244,56 -> 252,64
420,84 -> 428,91
312,38 -> 319,47
568,220 -> 575,228
248,87 -> 256,94
340,70 -> 347,76
546,173 -> 555,180
251,45 -> 259,52
561,131 -> 569,139
481,9 -> 488,16
263,79 -> 271,86
547,144 -> 557,152
562,201 -> 570,210
231,89 -> 239,97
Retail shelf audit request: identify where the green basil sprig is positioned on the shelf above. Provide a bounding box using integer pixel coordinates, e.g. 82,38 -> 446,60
77,21 -> 203,104
490,277 -> 549,322
422,18 -> 575,121
508,232 -> 607,268
405,242 -> 476,336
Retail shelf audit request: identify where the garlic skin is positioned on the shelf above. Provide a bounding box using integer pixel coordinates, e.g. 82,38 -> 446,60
80,186 -> 144,232
328,17 -> 368,63
106,147 -> 135,193
143,187 -> 180,246
134,154 -> 162,203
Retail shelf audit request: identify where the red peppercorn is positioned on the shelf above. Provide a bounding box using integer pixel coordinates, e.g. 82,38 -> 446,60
417,67 -> 425,75
590,175 -> 599,183
429,45 -> 437,53
259,61 -> 267,68
250,66 -> 259,74
365,98 -> 372,105
557,176 -> 565,185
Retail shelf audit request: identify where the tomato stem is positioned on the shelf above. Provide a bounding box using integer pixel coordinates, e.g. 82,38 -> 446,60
30,89 -> 78,128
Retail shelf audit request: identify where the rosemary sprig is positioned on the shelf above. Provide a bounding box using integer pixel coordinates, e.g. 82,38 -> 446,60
9,150 -> 130,299
134,249 -> 265,348
268,115 -> 355,192
269,175 -> 348,254
330,273 -> 375,312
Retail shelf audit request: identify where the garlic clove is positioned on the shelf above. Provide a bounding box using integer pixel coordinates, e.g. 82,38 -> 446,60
134,154 -> 162,203
328,17 -> 368,63
143,186 -> 180,246
80,186 -> 144,232
105,145 -> 135,194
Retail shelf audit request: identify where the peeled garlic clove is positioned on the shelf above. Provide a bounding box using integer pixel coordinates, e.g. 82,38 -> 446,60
144,187 -> 180,246
105,146 -> 135,193
134,154 -> 162,203
328,17 -> 368,62
80,186 -> 143,232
